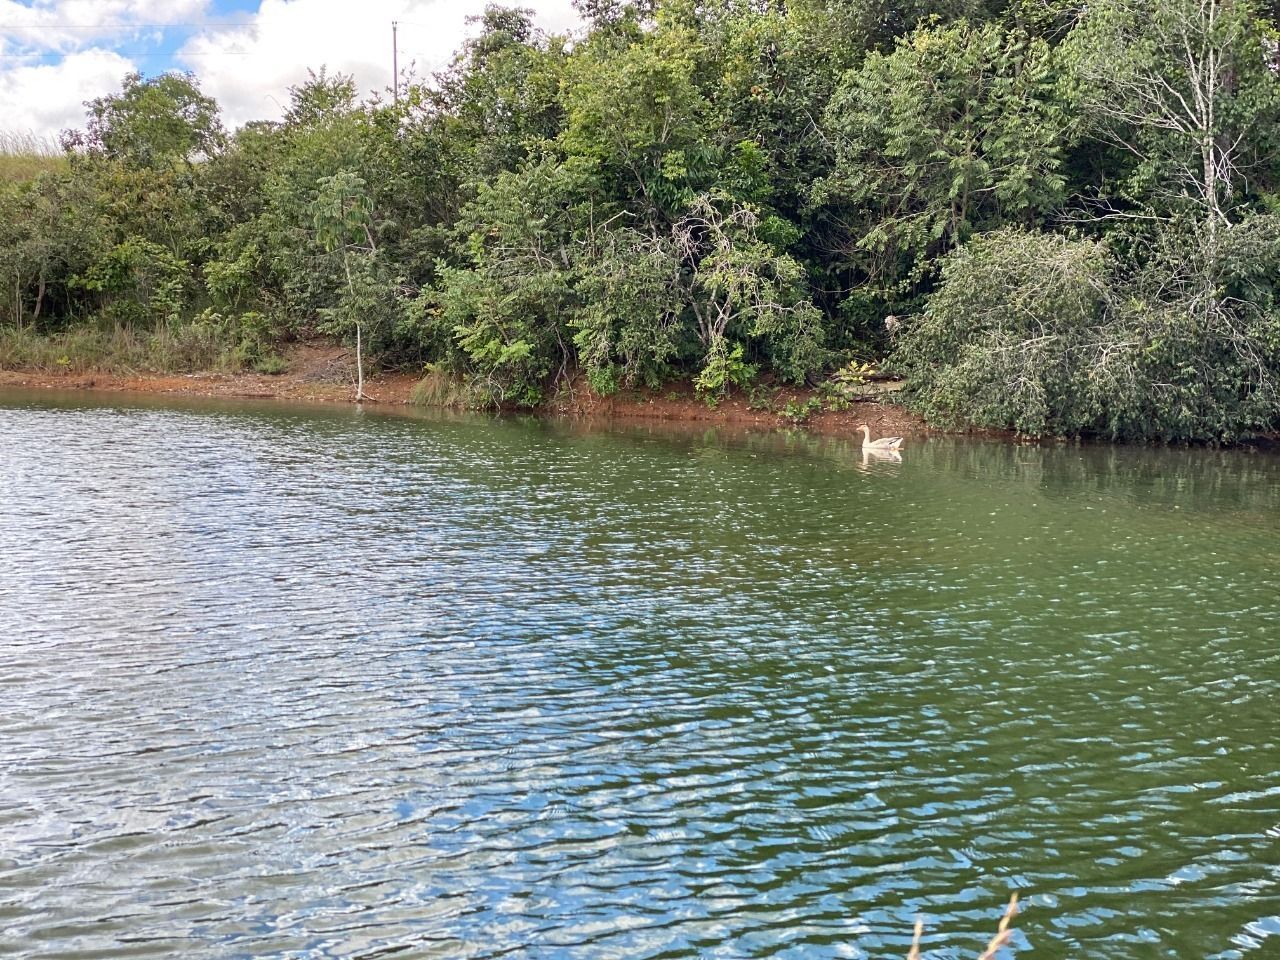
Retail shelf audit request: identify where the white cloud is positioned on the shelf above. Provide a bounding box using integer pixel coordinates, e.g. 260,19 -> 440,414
181,0 -> 581,130
0,0 -> 580,137
0,0 -> 208,136
0,0 -> 209,52
0,47 -> 136,136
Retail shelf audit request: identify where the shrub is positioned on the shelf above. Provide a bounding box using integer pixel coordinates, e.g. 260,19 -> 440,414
253,354 -> 288,375
694,339 -> 757,402
573,226 -> 687,390
893,222 -> 1280,441
892,228 -> 1113,436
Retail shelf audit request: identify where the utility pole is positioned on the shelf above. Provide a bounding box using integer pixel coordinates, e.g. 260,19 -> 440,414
392,21 -> 399,107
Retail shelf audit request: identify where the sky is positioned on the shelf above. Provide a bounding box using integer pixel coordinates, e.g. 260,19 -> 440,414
0,0 -> 582,140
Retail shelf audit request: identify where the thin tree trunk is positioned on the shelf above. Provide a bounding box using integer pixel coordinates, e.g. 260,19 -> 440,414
342,252 -> 369,403
356,321 -> 365,401
32,272 -> 45,321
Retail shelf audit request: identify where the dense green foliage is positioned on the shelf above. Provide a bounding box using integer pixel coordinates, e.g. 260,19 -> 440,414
5,0 -> 1280,439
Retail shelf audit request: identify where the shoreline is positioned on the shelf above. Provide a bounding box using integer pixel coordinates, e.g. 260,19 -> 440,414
0,350 -> 949,441
7,363 -> 1280,458
7,364 -> 1279,450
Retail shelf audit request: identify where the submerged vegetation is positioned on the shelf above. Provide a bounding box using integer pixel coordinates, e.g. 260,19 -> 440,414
4,0 -> 1280,440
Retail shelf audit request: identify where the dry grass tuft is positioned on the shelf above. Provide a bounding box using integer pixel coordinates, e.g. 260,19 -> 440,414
410,368 -> 478,408
0,131 -> 67,182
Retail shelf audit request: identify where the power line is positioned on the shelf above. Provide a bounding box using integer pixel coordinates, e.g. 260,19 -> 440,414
0,51 -> 258,60
0,22 -> 256,30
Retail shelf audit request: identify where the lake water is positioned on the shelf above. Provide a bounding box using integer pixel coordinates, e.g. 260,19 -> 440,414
0,390 -> 1277,959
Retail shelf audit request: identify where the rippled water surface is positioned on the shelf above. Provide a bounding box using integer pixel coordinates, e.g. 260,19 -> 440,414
1,390 -> 1278,959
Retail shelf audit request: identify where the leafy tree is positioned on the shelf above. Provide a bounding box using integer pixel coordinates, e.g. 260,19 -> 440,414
80,72 -> 226,168
311,170 -> 381,400
434,156 -> 589,405
283,68 -> 358,128
72,236 -> 192,328
425,7 -> 568,189
226,73 -> 368,328
820,21 -> 1067,297
562,16 -> 713,218
675,194 -> 827,387
574,0 -> 657,30
573,224 -> 688,391
0,173 -> 109,329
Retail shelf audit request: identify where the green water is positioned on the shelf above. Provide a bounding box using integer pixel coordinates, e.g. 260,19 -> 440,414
0,389 -> 1276,958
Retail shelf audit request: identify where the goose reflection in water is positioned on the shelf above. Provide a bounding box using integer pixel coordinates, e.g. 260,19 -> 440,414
859,446 -> 903,470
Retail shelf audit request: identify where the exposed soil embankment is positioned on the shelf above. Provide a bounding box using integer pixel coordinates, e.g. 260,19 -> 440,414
0,344 -> 421,406
546,377 -> 939,438
0,341 -> 947,439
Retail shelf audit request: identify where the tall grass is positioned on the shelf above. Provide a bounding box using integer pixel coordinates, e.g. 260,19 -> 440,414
0,131 -> 67,182
410,367 -> 480,408
0,324 -> 247,375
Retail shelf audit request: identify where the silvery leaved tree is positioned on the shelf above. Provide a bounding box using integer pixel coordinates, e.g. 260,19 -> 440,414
1063,0 -> 1280,236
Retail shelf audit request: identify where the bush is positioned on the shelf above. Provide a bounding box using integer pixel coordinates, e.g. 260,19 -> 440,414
434,157 -> 584,407
694,339 -> 757,402
892,229 -> 1113,436
1099,219 -> 1280,441
73,238 -> 194,328
893,223 -> 1280,441
573,227 -> 687,390
253,353 -> 288,375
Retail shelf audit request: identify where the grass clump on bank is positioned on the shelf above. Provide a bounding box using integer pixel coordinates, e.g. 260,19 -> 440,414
409,368 -> 482,408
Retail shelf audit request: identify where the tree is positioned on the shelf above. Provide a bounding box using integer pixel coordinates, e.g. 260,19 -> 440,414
81,72 -> 225,168
573,223 -> 687,391
0,172 -> 110,330
561,16 -> 712,219
283,68 -> 357,128
820,21 -> 1067,297
675,194 -> 827,389
311,171 -> 379,401
426,7 -> 568,188
433,156 -> 588,405
1063,0 -> 1280,234
230,73 -> 368,330
573,0 -> 657,30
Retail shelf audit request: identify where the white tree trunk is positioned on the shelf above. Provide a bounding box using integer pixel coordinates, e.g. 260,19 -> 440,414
356,321 -> 365,402
342,251 -> 370,403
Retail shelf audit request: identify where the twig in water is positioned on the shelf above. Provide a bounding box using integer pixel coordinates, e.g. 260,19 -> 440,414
907,917 -> 923,960
977,893 -> 1020,960
904,892 -> 1020,959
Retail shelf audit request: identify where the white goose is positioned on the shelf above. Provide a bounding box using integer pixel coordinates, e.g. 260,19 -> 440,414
857,424 -> 904,451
